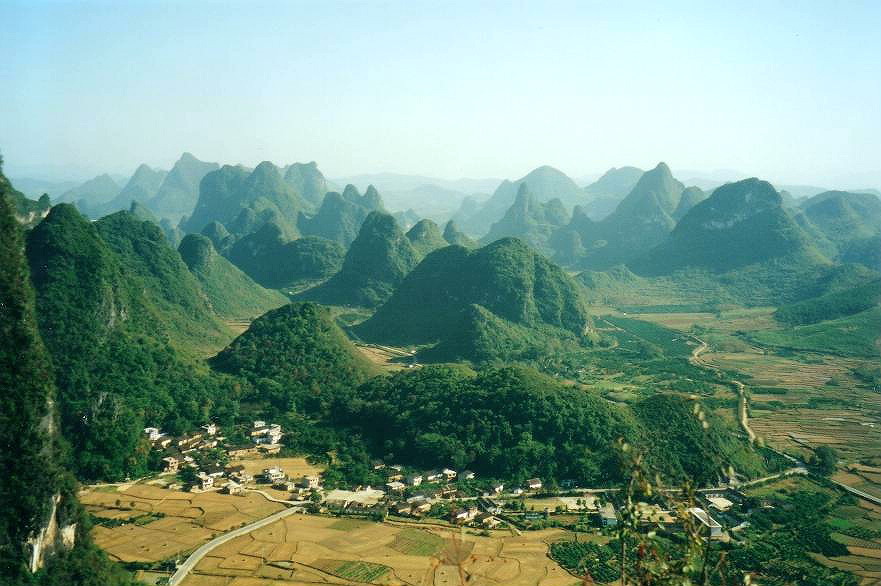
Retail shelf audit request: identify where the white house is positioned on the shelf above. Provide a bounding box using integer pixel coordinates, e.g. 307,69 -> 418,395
144,427 -> 164,442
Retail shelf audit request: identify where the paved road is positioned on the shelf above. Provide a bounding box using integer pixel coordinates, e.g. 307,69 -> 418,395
829,479 -> 881,506
168,505 -> 301,585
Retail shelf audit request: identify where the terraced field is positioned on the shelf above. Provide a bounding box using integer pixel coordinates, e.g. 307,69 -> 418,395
179,514 -> 579,586
80,484 -> 284,564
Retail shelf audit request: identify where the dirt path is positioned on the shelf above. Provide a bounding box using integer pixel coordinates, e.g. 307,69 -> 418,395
690,336 -> 756,444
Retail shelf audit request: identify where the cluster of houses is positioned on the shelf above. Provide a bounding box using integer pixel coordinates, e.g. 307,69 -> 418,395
143,420 -> 286,493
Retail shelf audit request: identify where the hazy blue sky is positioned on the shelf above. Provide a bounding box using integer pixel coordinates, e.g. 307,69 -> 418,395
2,0 -> 879,188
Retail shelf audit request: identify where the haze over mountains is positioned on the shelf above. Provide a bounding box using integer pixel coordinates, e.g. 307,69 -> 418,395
4,147 -> 881,585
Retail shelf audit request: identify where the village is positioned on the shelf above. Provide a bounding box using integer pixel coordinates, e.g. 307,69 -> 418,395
141,421 -> 738,539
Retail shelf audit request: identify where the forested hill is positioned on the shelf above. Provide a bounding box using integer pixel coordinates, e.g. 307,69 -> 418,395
632,178 -> 824,275
178,233 -> 288,318
301,211 -> 421,308
25,204 -> 238,481
357,237 -> 594,362
211,302 -> 375,413
183,161 -> 306,238
0,179 -> 65,578
298,184 -> 385,247
1,179 -> 140,584
331,365 -> 763,486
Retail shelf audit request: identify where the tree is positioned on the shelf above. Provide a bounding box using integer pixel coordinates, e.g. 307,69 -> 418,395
811,446 -> 838,476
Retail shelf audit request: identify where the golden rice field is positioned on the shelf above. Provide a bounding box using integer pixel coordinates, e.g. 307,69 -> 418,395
80,484 -> 284,563
180,514 -> 581,586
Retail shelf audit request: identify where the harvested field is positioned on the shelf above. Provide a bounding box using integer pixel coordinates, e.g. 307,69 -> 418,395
233,456 -> 324,478
356,343 -> 414,372
80,484 -> 284,563
180,514 -> 577,586
750,407 -> 881,466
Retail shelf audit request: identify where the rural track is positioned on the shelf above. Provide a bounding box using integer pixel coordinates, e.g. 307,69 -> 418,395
168,505 -> 302,585
689,336 -> 756,444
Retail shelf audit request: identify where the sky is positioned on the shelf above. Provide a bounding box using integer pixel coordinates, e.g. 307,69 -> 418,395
1,0 -> 880,188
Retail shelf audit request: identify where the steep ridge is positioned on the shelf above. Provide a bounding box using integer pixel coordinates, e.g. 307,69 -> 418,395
298,184 -> 385,247
226,222 -> 344,288
456,166 -> 579,236
581,166 -> 644,220
442,220 -> 477,248
800,190 -> 881,269
672,185 -> 707,221
551,162 -> 685,268
26,205 -> 233,481
147,152 -> 219,221
60,174 -> 120,205
283,161 -> 329,208
178,234 -> 288,318
1,161 -> 135,585
481,183 -> 569,254
82,164 -> 167,219
300,211 -> 419,308
0,175 -> 67,577
633,178 -> 825,274
184,161 -> 305,238
406,218 -> 448,257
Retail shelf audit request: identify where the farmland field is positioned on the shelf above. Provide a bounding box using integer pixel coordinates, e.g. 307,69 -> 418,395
80,484 -> 284,563
745,476 -> 881,583
180,514 -> 580,586
234,456 -> 324,479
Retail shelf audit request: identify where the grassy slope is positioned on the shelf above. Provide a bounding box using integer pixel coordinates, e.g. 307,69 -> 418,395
749,306 -> 881,357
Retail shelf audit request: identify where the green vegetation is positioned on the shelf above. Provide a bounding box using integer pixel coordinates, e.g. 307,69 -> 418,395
227,223 -> 345,288
178,234 -> 288,318
298,184 -> 384,247
316,559 -> 389,582
774,278 -> 881,325
442,220 -> 477,247
390,528 -> 445,556
93,210 -> 229,353
302,211 -> 420,308
672,185 -> 706,221
1,168 -> 140,585
0,181 -> 64,580
26,205 -> 238,480
405,218 -> 448,257
731,488 -> 858,585
558,162 -> 684,269
80,164 -> 167,220
750,306 -> 881,357
283,161 -> 329,208
600,316 -> 693,357
481,183 -> 569,254
211,302 -> 374,413
550,540 -> 620,583
0,157 -> 51,225
632,178 -> 828,275
455,165 -> 582,237
810,445 -> 839,476
800,190 -> 881,269
184,161 -> 305,238
358,237 -> 595,362
332,365 -> 759,486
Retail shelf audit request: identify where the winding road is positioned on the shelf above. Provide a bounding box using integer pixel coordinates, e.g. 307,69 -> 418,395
690,336 -> 756,444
